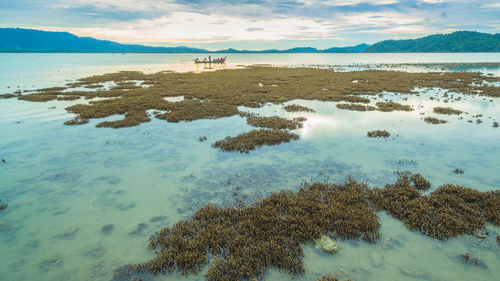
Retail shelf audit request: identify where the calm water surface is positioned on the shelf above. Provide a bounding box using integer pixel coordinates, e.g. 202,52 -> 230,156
0,53 -> 499,281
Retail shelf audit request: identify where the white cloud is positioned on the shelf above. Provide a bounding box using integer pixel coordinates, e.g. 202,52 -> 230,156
481,3 -> 500,9
337,11 -> 422,27
40,11 -> 340,43
298,0 -> 399,6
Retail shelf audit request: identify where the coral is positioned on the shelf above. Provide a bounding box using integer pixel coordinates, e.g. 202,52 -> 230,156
9,67 -> 497,130
113,179 -> 380,281
283,104 -> 315,112
375,101 -> 412,112
459,253 -> 487,268
433,106 -> 463,115
370,173 -> 500,240
336,103 -> 376,111
64,117 -> 89,126
367,130 -> 391,138
212,129 -> 299,153
424,116 -> 447,124
246,115 -> 303,130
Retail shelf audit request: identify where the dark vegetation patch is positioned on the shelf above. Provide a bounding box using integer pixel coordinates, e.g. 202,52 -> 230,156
0,198 -> 7,210
367,130 -> 391,138
0,93 -> 17,99
459,253 -> 487,268
433,106 -> 463,115
113,173 -> 500,281
246,115 -> 304,130
336,103 -> 376,111
370,173 -> 500,240
9,67 -> 498,128
375,101 -> 412,112
113,179 -> 380,281
283,104 -> 315,113
212,129 -> 299,153
424,116 -> 447,124
454,168 -> 464,175
64,117 -> 89,126
493,121 -> 498,128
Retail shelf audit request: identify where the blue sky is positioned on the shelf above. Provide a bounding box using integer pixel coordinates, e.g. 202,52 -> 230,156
1,0 -> 499,50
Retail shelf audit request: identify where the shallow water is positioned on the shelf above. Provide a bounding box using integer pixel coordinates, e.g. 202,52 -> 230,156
0,53 -> 499,281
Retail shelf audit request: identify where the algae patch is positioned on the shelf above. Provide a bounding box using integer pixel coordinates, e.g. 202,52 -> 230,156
212,129 -> 299,153
367,130 -> 391,138
424,116 -> 447,124
433,106 -> 463,115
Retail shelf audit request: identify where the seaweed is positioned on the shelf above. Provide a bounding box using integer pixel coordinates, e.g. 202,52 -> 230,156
283,104 -> 315,113
113,179 -> 379,281
212,129 -> 299,153
433,106 -> 463,115
367,130 -> 391,138
424,116 -> 447,124
453,169 -> 464,175
246,115 -> 303,130
493,122 -> 499,128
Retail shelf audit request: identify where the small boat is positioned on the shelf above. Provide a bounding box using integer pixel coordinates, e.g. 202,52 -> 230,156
194,57 -> 227,64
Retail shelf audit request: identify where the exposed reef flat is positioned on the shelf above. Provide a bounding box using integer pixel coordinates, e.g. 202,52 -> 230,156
113,172 -> 499,281
4,67 -> 498,129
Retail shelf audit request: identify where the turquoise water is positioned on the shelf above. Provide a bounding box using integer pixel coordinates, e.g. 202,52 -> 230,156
0,53 -> 499,281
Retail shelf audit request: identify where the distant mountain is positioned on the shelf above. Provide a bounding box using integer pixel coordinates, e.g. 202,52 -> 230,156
0,28 -> 208,53
0,28 -> 369,53
365,31 -> 500,53
3,28 -> 497,54
322,43 -> 370,53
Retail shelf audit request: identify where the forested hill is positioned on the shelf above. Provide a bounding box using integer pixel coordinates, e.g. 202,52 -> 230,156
364,31 -> 500,53
0,28 -> 208,53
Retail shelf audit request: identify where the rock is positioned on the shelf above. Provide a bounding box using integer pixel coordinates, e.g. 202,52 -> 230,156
40,256 -> 63,272
369,251 -> 383,268
56,226 -> 79,238
381,237 -> 402,249
315,235 -> 339,254
399,266 -> 427,278
150,216 -> 167,223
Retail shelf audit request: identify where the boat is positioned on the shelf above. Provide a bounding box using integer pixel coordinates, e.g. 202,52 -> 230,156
194,57 -> 227,64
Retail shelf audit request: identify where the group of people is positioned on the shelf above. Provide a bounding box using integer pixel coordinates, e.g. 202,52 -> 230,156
194,56 -> 227,64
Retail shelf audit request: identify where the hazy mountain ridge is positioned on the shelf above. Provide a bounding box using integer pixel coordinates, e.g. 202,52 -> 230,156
1,28 -> 498,53
365,31 -> 500,53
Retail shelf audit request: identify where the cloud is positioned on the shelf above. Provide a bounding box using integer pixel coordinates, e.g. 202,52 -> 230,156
41,11 -> 339,43
3,0 -> 499,48
297,0 -> 399,6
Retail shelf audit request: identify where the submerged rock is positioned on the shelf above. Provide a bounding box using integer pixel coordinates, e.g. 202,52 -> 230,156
101,224 -> 114,234
369,251 -> 383,268
399,266 -> 427,278
315,235 -> 339,254
56,226 -> 79,239
40,256 -> 63,272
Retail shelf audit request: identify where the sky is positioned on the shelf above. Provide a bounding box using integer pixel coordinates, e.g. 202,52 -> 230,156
0,0 -> 499,50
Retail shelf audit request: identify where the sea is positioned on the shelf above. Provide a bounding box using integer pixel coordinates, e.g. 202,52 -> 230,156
0,53 -> 499,281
